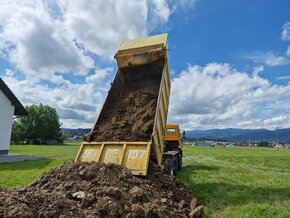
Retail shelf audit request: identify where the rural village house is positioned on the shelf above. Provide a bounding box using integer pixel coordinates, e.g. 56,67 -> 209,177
0,78 -> 27,154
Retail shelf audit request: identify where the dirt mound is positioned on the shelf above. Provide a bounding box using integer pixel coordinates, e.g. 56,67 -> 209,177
87,60 -> 164,142
0,162 -> 203,218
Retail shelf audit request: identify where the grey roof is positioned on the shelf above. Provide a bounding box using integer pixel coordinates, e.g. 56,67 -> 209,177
0,78 -> 28,116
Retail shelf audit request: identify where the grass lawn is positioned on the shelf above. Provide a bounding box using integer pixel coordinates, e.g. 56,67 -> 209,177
178,146 -> 290,218
0,142 -> 80,189
1,144 -> 290,217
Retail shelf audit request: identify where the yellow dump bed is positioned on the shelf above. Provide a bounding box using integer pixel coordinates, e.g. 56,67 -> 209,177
75,34 -> 170,175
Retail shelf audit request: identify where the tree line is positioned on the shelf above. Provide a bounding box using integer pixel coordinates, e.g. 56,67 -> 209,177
12,104 -> 62,144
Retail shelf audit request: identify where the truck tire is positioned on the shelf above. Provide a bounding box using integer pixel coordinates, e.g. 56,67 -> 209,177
164,158 -> 176,176
178,154 -> 182,170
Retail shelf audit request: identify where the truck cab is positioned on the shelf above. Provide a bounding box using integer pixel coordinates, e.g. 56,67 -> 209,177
165,124 -> 182,150
163,124 -> 183,175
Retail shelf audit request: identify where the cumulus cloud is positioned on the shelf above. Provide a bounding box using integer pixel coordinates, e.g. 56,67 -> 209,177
0,0 -> 94,79
243,22 -> 290,68
236,116 -> 289,129
58,0 -> 148,57
0,0 -> 187,80
150,0 -> 171,22
85,68 -> 113,84
252,65 -> 264,77
0,0 -> 198,128
281,22 -> 290,41
168,63 -> 290,129
2,71 -> 110,128
245,52 -> 289,66
147,0 -> 197,31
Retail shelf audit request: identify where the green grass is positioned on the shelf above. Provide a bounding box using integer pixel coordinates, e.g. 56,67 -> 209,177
0,143 -> 79,189
1,144 -> 290,217
177,146 -> 290,218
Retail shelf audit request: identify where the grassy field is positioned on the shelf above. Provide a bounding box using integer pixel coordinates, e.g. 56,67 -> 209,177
1,144 -> 290,217
178,146 -> 290,218
0,143 -> 79,189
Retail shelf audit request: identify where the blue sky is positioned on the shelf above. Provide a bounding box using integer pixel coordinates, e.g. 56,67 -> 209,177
0,0 -> 290,130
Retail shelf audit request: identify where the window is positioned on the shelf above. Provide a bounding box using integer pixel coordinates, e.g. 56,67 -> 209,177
167,128 -> 176,134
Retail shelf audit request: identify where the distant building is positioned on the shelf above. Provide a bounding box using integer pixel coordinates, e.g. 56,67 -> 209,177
225,143 -> 235,148
195,141 -> 213,146
0,78 -> 27,154
274,144 -> 284,148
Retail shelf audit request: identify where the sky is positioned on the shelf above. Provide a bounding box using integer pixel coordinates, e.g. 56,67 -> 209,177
0,0 -> 290,130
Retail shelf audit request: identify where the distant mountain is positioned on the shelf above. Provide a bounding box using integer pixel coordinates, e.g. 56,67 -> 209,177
60,127 -> 290,143
185,128 -> 290,143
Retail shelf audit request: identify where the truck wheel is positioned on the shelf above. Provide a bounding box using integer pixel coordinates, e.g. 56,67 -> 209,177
178,154 -> 182,170
164,158 -> 175,176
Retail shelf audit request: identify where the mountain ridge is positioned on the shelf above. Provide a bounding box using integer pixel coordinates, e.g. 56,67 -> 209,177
185,128 -> 290,142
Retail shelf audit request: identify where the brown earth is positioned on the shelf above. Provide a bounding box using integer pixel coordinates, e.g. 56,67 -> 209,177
0,162 -> 203,218
87,60 -> 164,142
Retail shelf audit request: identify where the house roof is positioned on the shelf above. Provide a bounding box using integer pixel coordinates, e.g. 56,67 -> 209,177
0,78 -> 28,116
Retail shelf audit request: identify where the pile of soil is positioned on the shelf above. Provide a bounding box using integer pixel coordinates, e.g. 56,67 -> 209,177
87,60 -> 164,142
0,162 -> 203,218
91,90 -> 158,142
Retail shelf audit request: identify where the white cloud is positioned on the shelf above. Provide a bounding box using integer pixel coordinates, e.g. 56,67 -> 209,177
281,22 -> 290,41
147,0 -> 197,31
0,0 -> 199,129
5,68 -> 14,76
2,72 -> 110,128
287,46 -> 290,56
171,0 -> 198,12
150,0 -> 171,22
85,68 -> 113,84
236,116 -> 290,129
0,0 -> 94,79
147,0 -> 171,31
168,63 -> 290,129
263,115 -> 288,126
252,65 -> 264,77
58,0 -> 148,58
276,75 -> 290,80
0,0 -> 185,81
245,52 -> 289,66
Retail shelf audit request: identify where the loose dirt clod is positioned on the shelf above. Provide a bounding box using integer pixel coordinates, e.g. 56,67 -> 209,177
0,162 -> 203,218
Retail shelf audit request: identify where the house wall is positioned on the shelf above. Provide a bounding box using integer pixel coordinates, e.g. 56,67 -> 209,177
0,91 -> 15,154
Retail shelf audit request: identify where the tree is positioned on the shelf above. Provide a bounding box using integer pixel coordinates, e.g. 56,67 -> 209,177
11,104 -> 62,144
257,141 -> 269,147
11,120 -> 25,144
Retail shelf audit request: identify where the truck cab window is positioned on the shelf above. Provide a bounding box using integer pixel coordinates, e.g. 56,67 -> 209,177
167,128 -> 176,134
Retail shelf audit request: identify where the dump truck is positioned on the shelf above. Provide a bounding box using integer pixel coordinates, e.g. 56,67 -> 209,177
75,33 -> 182,176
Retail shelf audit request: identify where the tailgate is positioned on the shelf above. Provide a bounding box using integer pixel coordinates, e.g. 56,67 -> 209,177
75,142 -> 151,175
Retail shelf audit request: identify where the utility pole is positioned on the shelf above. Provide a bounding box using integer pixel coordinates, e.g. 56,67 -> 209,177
276,127 -> 279,146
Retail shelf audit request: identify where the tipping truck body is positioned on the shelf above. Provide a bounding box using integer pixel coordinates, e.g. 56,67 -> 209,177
75,34 -> 182,175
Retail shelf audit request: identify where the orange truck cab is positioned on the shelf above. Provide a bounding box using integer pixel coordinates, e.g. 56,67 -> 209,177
162,124 -> 183,175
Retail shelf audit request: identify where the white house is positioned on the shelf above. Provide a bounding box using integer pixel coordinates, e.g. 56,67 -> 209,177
0,78 -> 27,155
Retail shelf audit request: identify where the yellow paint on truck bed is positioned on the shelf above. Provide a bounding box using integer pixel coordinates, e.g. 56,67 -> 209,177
75,142 -> 151,175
